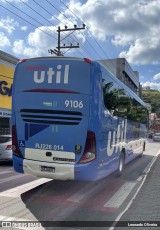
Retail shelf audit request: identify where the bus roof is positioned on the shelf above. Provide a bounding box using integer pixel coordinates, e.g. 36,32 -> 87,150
18,56 -> 92,63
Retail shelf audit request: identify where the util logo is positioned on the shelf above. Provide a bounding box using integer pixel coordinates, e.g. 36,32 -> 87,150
34,65 -> 69,84
107,119 -> 127,156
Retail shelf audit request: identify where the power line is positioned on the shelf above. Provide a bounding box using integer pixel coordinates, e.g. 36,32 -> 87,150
60,0 -> 84,24
45,0 -> 75,25
58,0 -> 103,59
60,0 -> 103,51
1,0 -> 105,60
32,0 -> 92,57
41,0 -> 102,59
3,0 -> 57,40
59,0 -> 118,69
32,0 -> 79,45
0,4 -> 56,39
19,0 -> 56,28
32,0 -> 64,26
60,0 -> 111,58
60,0 -> 105,57
54,25 -> 85,56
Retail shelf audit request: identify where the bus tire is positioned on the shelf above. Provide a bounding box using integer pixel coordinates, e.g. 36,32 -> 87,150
116,151 -> 125,177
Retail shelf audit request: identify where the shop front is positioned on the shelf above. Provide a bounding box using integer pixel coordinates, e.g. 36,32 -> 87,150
0,109 -> 12,135
0,50 -> 19,135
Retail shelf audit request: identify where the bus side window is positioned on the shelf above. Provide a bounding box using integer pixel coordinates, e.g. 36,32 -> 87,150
102,76 -> 118,114
127,97 -> 136,121
117,88 -> 129,118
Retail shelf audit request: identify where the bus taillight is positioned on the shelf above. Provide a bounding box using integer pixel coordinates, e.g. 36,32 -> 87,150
12,125 -> 23,158
79,131 -> 96,164
84,58 -> 92,64
19,59 -> 27,63
6,145 -> 12,150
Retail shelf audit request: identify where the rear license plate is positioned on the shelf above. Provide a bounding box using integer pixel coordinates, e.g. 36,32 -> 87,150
41,166 -> 55,173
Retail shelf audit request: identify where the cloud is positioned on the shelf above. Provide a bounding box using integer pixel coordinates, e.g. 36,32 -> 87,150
111,35 -> 133,47
0,16 -> 19,34
63,0 -> 160,65
5,0 -> 160,66
20,26 -> 28,31
153,73 -> 160,80
119,36 -> 160,65
12,40 -> 39,57
12,26 -> 57,57
0,32 -> 11,47
142,81 -> 160,90
12,23 -> 86,58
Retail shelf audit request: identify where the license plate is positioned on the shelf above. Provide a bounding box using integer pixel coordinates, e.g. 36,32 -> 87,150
41,166 -> 55,173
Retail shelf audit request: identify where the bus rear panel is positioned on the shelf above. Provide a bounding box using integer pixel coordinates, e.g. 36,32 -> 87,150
12,57 -> 148,181
12,57 -> 99,181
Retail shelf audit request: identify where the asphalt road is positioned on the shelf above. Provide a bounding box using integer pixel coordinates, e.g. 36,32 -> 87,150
0,139 -> 159,230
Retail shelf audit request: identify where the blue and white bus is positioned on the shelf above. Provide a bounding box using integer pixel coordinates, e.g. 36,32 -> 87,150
12,57 -> 148,181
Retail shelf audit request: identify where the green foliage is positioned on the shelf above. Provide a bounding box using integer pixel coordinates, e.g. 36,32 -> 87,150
142,89 -> 160,115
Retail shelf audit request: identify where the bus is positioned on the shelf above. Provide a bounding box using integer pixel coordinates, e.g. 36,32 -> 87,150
12,57 -> 148,181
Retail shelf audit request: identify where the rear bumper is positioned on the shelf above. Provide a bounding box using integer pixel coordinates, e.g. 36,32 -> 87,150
23,159 -> 98,181
23,158 -> 74,180
13,156 -> 98,181
0,150 -> 12,161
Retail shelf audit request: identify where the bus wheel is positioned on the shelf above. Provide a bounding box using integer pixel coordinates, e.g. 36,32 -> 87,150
139,143 -> 145,158
117,152 -> 125,177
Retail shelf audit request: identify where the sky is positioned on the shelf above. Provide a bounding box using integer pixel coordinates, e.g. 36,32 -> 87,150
0,0 -> 160,90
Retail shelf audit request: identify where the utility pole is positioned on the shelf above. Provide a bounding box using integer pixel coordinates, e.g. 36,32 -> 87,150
48,24 -> 85,56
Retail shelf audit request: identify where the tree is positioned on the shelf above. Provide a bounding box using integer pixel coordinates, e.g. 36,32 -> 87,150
142,89 -> 160,117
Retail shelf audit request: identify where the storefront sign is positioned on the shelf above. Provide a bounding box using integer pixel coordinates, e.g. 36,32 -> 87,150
0,110 -> 11,117
0,81 -> 12,96
0,63 -> 14,109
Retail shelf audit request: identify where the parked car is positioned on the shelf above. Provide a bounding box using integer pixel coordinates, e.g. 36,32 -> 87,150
0,135 -> 12,161
153,133 -> 160,142
148,132 -> 154,139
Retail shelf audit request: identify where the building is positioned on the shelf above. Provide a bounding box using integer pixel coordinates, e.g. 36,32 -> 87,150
98,58 -> 141,96
0,50 -> 19,135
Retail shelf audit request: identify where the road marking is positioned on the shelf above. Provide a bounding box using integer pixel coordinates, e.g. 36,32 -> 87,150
137,149 -> 160,182
0,215 -> 45,230
67,182 -> 105,203
0,170 -> 12,175
137,175 -> 143,181
109,151 -> 160,230
104,182 -> 136,208
0,178 -> 52,197
0,174 -> 29,184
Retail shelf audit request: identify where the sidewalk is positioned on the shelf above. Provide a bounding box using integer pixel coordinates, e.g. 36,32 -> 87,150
114,153 -> 160,229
